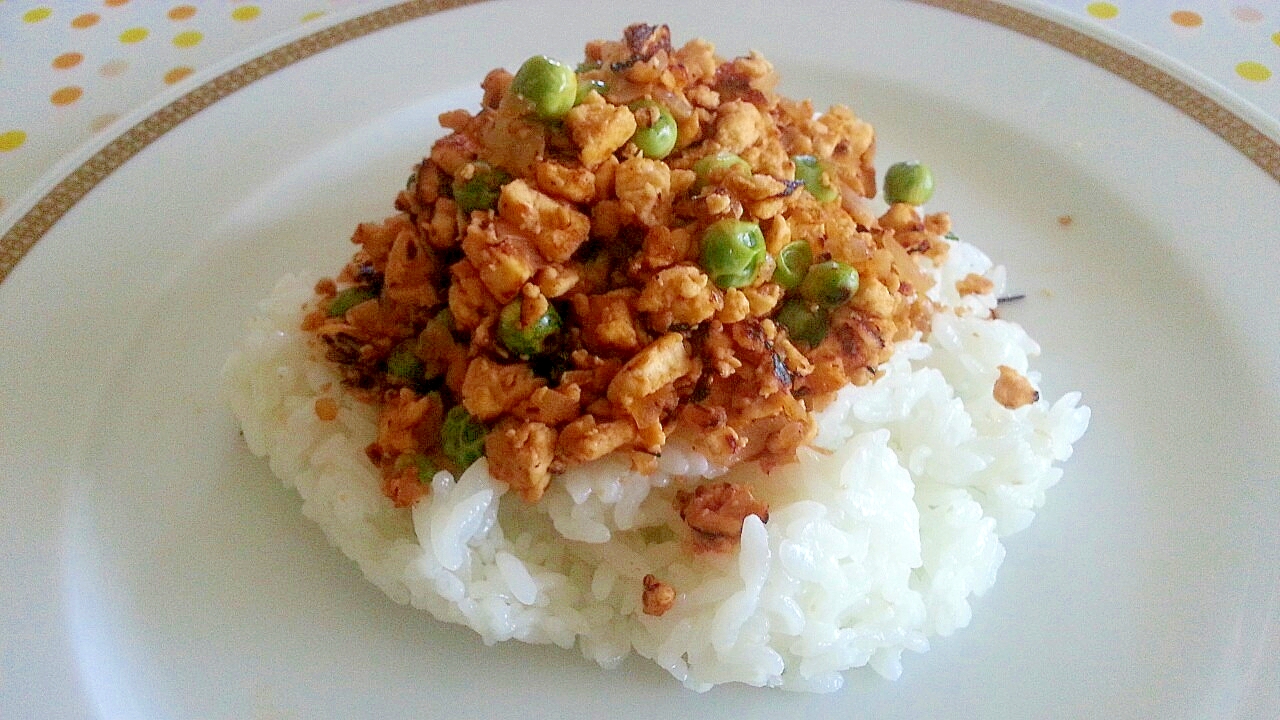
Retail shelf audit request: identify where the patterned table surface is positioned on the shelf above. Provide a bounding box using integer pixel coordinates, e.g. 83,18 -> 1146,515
2,0 -> 1278,218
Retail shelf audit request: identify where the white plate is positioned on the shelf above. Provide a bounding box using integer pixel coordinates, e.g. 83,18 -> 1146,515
2,0 -> 1277,717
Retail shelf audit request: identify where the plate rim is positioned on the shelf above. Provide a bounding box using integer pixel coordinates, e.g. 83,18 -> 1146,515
2,0 -> 1277,714
1,0 -> 1279,285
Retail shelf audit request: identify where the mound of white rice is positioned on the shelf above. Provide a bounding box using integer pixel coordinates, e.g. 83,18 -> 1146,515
222,239 -> 1088,692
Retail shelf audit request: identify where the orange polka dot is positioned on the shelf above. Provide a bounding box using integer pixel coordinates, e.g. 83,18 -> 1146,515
231,5 -> 260,22
164,66 -> 195,85
119,27 -> 149,44
0,130 -> 27,153
104,0 -> 130,7
23,7 -> 53,23
1170,10 -> 1202,27
173,30 -> 202,48
168,5 -> 197,21
51,86 -> 84,106
71,13 -> 100,29
52,52 -> 84,70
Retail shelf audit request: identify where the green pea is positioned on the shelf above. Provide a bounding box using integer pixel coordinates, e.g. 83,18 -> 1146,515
386,341 -> 424,381
431,307 -> 455,333
497,298 -> 561,357
452,162 -> 510,214
883,161 -> 934,205
692,152 -> 751,191
776,298 -> 828,346
799,260 -> 860,308
394,452 -> 439,483
510,55 -> 577,120
792,155 -> 838,203
772,241 -> 812,290
441,405 -> 487,470
575,78 -> 608,105
327,286 -> 376,317
629,100 -> 678,159
700,218 -> 766,289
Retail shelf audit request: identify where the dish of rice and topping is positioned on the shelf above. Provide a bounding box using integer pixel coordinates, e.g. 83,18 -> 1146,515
223,23 -> 1089,693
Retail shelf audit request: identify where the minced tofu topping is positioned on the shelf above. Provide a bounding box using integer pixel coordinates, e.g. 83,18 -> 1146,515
301,24 -> 955,512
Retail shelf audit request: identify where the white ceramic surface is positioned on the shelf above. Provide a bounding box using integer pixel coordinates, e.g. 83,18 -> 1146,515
1,1 -> 1277,717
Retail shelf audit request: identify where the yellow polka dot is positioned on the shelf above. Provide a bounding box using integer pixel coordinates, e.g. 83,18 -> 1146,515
90,114 -> 120,133
168,5 -> 197,21
1236,61 -> 1272,82
119,27 -> 148,44
164,66 -> 194,85
0,130 -> 27,152
231,5 -> 260,22
100,58 -> 129,77
173,30 -> 202,48
23,7 -> 52,23
71,13 -> 100,29
52,52 -> 84,70
1170,10 -> 1202,28
1086,2 -> 1119,20
51,86 -> 84,106
300,11 -> 325,22
1272,31 -> 1280,48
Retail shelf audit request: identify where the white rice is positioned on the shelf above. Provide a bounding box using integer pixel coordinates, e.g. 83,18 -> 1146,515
221,239 -> 1089,692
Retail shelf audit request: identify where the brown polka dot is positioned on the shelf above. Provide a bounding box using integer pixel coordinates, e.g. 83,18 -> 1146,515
1231,5 -> 1264,23
100,58 -> 129,78
51,86 -> 84,106
168,5 -> 197,21
52,52 -> 84,70
90,114 -> 120,133
71,13 -> 100,29
164,66 -> 194,85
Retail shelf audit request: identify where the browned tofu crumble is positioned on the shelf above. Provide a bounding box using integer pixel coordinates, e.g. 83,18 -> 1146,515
993,365 -> 1039,409
301,25 -> 957,527
641,574 -> 676,617
955,272 -> 994,297
676,481 -> 770,553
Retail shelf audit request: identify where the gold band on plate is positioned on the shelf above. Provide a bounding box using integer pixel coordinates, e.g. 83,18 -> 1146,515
2,0 -> 1277,283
